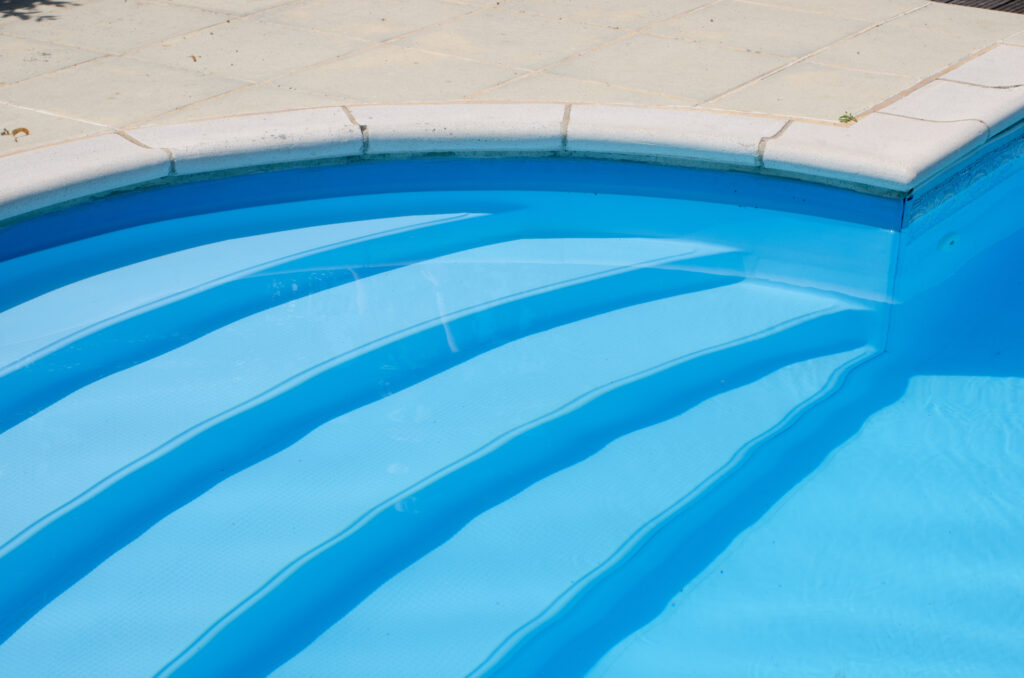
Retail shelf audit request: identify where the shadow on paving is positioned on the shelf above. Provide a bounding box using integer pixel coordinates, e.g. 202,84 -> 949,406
0,0 -> 76,21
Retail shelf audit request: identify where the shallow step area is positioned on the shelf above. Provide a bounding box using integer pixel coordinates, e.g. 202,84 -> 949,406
0,184 -> 894,676
0,278 -> 878,675
589,199 -> 1024,678
267,348 -> 873,678
0,228 -> 734,543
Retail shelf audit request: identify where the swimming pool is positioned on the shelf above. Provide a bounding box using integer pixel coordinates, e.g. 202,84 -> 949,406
0,151 -> 1021,677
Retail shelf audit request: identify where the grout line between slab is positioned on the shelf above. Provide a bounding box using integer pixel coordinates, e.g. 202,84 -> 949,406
0,99 -> 110,128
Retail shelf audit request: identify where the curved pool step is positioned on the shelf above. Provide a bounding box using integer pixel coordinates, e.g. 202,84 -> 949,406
0,278 -> 850,678
0,238 -> 724,549
0,209 -> 491,370
154,309 -> 875,678
0,192 -> 525,314
270,347 -> 870,678
471,354 -> 905,678
0,194 -> 750,434
0,211 -> 507,433
0,252 -> 740,644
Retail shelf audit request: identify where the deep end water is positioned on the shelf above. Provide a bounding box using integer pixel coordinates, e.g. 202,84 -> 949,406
0,157 -> 1021,677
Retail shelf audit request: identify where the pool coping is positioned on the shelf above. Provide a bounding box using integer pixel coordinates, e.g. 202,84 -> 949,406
2,43 -> 1023,226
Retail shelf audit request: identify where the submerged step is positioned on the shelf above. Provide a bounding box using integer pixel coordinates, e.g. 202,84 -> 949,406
271,349 -> 872,678
0,236 -> 727,545
0,284 -> 868,677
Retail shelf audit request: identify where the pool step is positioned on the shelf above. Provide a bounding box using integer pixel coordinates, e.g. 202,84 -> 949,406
0,249 -> 741,645
0,209 -> 478,365
0,280 -> 864,678
0,236 -> 725,546
0,211 -> 489,432
0,191 -> 528,315
0,188 -> 769,433
156,311 -> 874,678
472,352 -> 893,678
269,349 -> 879,678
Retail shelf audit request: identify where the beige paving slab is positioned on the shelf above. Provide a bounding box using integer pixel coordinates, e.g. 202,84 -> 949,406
550,33 -> 788,102
648,0 -> 869,58
395,8 -> 621,69
711,61 -> 915,121
0,0 -> 228,53
145,84 -> 345,124
0,36 -> 102,86
129,17 -> 365,82
153,0 -> 300,15
497,0 -> 714,30
0,56 -> 245,127
941,44 -> 1024,88
811,3 -> 1024,79
0,101 -> 108,153
738,0 -> 927,22
272,44 -> 524,104
471,73 -> 695,105
1007,30 -> 1024,47
262,0 -> 477,41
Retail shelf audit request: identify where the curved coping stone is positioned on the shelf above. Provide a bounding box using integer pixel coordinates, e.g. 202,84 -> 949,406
0,134 -> 171,223
349,103 -> 565,155
126,107 -> 364,176
2,48 -> 1024,227
565,106 -> 786,168
760,114 -> 989,193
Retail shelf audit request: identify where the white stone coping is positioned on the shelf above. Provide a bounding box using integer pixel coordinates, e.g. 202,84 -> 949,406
1,44 -> 1023,225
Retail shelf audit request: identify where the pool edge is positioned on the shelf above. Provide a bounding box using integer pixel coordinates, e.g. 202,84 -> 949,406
2,43 -> 1023,228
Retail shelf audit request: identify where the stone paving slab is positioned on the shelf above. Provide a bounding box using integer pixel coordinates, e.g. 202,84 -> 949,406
1,0 -> 1023,157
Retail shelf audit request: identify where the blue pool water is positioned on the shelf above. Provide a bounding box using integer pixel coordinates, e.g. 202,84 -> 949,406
0,157 -> 1021,677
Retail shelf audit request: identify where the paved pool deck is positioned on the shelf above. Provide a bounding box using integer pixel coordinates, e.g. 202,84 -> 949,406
2,0 -> 1024,157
